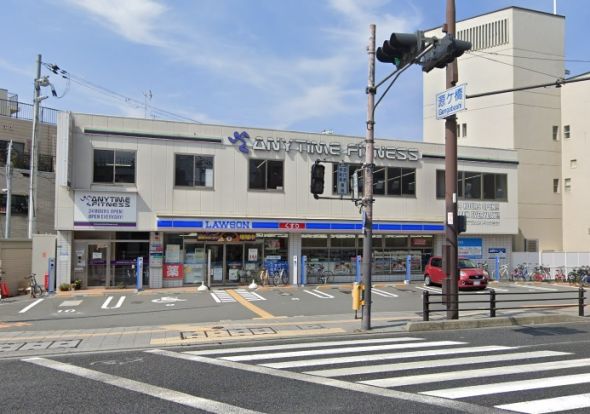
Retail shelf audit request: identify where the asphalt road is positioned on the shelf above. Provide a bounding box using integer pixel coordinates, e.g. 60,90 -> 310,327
0,282 -> 583,331
3,321 -> 590,413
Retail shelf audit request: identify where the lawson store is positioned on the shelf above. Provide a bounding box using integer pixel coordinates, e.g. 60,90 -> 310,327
54,112 -> 518,289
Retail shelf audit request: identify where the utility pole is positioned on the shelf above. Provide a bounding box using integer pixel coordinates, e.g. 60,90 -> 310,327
444,0 -> 459,319
362,24 -> 376,330
28,54 -> 42,239
4,140 -> 12,239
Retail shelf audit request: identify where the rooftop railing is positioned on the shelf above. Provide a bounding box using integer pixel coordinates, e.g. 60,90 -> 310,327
0,98 -> 59,125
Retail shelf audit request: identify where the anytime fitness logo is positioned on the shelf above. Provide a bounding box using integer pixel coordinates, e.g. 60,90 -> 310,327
80,195 -> 131,208
228,131 -> 250,154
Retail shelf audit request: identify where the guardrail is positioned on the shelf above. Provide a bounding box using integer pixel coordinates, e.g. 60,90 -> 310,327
422,287 -> 586,321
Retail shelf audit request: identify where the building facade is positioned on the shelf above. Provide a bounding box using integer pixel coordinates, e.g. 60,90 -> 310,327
54,112 -> 518,288
423,7 -> 565,252
0,88 -> 57,238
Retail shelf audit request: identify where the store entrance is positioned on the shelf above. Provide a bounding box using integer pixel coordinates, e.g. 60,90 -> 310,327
87,243 -> 110,287
204,243 -> 263,285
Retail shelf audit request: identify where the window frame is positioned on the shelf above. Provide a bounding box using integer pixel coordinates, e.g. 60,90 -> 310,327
93,149 -> 136,185
332,163 -> 415,197
248,159 -> 284,191
174,154 -> 214,188
436,169 -> 508,201
564,125 -> 571,139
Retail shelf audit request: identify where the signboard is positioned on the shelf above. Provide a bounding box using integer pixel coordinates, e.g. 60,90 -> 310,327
337,163 -> 349,196
74,191 -> 136,227
488,248 -> 506,254
436,83 -> 466,120
458,238 -> 483,259
163,264 -> 183,280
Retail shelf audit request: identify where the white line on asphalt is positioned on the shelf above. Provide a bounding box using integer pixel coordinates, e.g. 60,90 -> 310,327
23,357 -> 262,414
371,288 -> 398,298
303,289 -> 334,299
361,357 -> 590,388
148,349 -> 498,414
186,337 -> 425,356
305,350 -> 568,378
422,372 -> 590,399
18,299 -> 44,313
509,284 -> 558,292
236,289 -> 266,301
496,393 -> 590,414
101,296 -> 126,309
488,286 -> 509,292
261,345 -> 514,369
210,291 -> 235,303
223,340 -> 466,362
415,286 -> 442,293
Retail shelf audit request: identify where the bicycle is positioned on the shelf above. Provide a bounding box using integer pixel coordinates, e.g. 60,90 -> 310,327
26,273 -> 45,298
257,268 -> 270,286
510,263 -> 529,281
531,265 -> 550,282
499,264 -> 509,280
554,266 -> 567,282
306,264 -> 334,284
272,268 -> 289,286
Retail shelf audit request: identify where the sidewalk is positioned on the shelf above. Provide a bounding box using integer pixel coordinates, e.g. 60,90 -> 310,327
0,306 -> 585,360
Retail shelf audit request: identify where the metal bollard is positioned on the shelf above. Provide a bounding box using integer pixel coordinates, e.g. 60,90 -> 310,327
579,287 -> 585,317
423,290 -> 430,321
489,288 -> 496,318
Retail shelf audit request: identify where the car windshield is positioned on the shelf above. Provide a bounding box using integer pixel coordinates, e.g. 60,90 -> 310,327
458,259 -> 477,269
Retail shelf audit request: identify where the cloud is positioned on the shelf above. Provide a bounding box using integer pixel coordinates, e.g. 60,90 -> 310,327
65,0 -> 168,46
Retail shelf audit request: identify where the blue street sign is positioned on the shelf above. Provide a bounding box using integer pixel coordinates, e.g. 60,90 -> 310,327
436,83 -> 466,120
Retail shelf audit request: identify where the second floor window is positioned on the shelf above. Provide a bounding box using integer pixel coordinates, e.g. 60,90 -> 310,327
93,149 -> 136,184
437,170 -> 507,201
0,194 -> 28,214
249,159 -> 283,190
175,154 -> 214,187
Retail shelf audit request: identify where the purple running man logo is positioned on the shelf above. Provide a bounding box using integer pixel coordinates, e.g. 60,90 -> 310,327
229,131 -> 250,154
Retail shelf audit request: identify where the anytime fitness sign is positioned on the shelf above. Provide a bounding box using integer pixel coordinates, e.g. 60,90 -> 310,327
74,191 -> 137,227
228,131 -> 421,161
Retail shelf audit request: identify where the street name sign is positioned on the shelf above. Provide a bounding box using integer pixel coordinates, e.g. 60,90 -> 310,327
436,83 -> 466,120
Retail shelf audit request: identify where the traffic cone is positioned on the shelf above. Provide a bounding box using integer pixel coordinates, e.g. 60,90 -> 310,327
0,281 -> 10,297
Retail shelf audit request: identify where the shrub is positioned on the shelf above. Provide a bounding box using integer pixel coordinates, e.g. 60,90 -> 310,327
59,283 -> 71,291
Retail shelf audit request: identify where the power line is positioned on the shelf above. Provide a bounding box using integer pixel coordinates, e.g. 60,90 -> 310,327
469,49 -> 590,64
42,62 -> 202,124
464,52 -> 562,79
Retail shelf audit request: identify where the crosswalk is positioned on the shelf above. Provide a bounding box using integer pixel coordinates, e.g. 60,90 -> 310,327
173,335 -> 590,413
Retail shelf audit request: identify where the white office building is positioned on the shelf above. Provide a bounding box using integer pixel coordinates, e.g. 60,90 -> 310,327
54,113 -> 518,288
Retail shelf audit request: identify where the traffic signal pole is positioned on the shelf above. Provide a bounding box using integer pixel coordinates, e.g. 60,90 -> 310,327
444,0 -> 459,319
362,24 -> 376,330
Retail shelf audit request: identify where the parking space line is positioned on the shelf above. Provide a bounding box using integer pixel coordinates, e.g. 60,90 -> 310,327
101,296 -> 126,309
18,299 -> 44,314
371,288 -> 398,298
304,289 -> 334,299
415,286 -> 442,293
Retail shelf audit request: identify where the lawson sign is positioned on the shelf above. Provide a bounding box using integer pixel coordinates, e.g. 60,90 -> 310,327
74,191 -> 137,228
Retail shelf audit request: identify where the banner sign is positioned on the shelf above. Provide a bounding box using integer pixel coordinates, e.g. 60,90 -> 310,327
458,238 -> 483,259
74,191 -> 136,228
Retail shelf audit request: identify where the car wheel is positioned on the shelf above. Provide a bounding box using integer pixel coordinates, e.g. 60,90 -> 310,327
424,275 -> 432,286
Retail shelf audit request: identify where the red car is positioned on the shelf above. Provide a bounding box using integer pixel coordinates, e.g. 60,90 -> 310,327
424,256 -> 488,290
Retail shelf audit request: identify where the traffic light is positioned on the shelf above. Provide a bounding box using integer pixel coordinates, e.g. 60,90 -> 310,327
310,161 -> 325,198
376,32 -> 424,69
420,34 -> 471,73
457,215 -> 467,234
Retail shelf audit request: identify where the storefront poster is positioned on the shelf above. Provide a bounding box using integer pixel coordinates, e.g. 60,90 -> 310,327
458,238 -> 483,259
248,248 -> 258,261
74,191 -> 137,227
163,264 -> 184,280
165,245 -> 181,263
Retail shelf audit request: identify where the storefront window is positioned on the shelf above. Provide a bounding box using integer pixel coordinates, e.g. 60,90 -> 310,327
330,234 -> 356,248
302,234 -> 328,248
183,242 -> 206,283
385,235 -> 408,248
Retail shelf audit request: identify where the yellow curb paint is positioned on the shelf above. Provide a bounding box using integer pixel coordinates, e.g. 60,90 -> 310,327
150,327 -> 346,346
0,328 -> 167,342
226,289 -> 275,319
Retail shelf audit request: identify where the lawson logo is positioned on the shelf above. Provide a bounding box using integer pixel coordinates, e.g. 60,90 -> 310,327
203,220 -> 252,229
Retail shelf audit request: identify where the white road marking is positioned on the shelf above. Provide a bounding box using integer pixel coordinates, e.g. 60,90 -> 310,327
223,340 -> 466,362
496,393 -> 590,414
508,284 -> 557,292
236,289 -> 266,301
371,288 -> 398,298
18,299 -> 44,313
23,357 -> 262,414
210,291 -> 235,303
152,296 -> 186,304
59,300 -> 83,307
415,286 -> 442,293
101,296 -> 126,309
306,350 -> 568,377
303,289 -> 334,299
261,345 -> 513,369
186,337 -> 425,356
361,357 -> 590,388
422,372 -> 590,399
148,349 -> 494,414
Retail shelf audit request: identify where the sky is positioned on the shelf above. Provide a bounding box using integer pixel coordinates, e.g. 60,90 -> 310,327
2,0 -> 589,141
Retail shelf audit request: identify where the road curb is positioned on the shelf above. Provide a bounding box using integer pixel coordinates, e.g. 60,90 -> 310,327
406,314 -> 585,332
